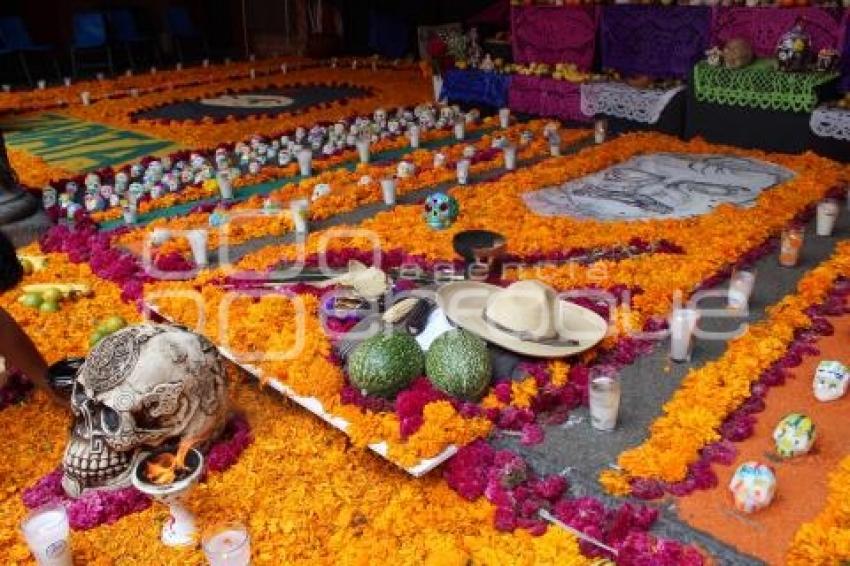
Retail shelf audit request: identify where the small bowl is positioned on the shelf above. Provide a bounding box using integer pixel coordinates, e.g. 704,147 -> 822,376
131,446 -> 204,497
452,230 -> 506,264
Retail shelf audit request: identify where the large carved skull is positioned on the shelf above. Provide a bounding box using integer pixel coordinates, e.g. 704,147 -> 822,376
61,325 -> 228,498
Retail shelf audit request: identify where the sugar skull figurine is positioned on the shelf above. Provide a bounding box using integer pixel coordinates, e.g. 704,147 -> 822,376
162,173 -> 180,193
773,413 -> 816,458
42,187 -> 58,209
65,181 -> 79,198
729,462 -> 776,514
84,192 -> 104,213
248,160 -> 261,175
150,184 -> 165,199
99,184 -> 114,201
129,163 -> 144,179
433,152 -> 447,169
128,182 -> 145,203
209,206 -> 229,228
706,46 -> 723,67
397,161 -> 416,179
813,360 -> 849,402
424,193 -> 459,230
462,145 -> 476,159
311,183 -> 331,202
358,175 -> 373,186
114,171 -> 129,192
84,173 -> 100,190
278,150 -> 292,166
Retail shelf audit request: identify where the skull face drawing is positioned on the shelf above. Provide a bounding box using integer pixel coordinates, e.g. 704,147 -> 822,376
61,325 -> 228,498
523,153 -> 794,221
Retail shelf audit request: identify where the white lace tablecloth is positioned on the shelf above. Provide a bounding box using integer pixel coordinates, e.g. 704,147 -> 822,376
580,82 -> 686,124
810,105 -> 850,141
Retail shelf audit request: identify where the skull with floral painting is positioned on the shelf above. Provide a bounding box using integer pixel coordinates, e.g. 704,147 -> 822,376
423,193 -> 460,230
729,461 -> 776,514
773,413 -> 816,458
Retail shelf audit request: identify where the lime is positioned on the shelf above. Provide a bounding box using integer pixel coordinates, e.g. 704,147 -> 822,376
19,258 -> 34,275
41,288 -> 63,304
89,330 -> 106,348
19,293 -> 43,308
101,315 -> 127,334
39,301 -> 60,313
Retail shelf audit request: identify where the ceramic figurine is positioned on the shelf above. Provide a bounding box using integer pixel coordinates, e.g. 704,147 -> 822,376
776,19 -> 811,72
84,193 -> 104,212
248,160 -> 261,175
278,150 -> 292,166
311,183 -> 331,202
423,193 -> 460,230
66,202 -> 82,220
773,413 -> 816,458
114,172 -> 129,192
479,53 -> 494,71
58,193 -> 71,210
397,161 -> 416,179
388,119 -> 400,134
209,207 -> 229,228
128,182 -> 145,203
150,184 -> 165,199
433,152 -> 447,168
358,175 -> 373,186
520,130 -> 534,145
65,181 -> 78,198
99,185 -> 114,202
180,169 -> 194,185
462,145 -> 476,159
723,38 -> 754,69
816,48 -> 840,72
160,156 -> 172,171
190,153 -> 206,171
813,360 -> 849,402
42,187 -> 57,209
706,47 -> 723,67
729,461 -> 776,514
130,163 -> 144,179
84,173 -> 100,189
109,194 -> 121,208
162,173 -> 180,193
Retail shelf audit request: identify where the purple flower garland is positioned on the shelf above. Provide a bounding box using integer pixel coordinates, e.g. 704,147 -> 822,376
22,414 -> 253,530
444,440 -> 704,564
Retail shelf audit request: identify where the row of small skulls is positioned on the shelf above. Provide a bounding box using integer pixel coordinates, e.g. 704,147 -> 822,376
308,160 -> 418,203
45,102 -> 477,214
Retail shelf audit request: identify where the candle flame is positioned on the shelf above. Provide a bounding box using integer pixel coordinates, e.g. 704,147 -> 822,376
143,438 -> 197,485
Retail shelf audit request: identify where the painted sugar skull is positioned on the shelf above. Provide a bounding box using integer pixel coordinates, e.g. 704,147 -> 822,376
311,183 -> 331,202
99,184 -> 115,201
396,160 -> 416,179
773,413 -> 816,458
130,163 -> 144,179
813,360 -> 849,402
424,193 -> 459,230
61,325 -> 228,497
84,173 -> 100,190
373,108 -> 387,125
729,461 -> 776,514
114,172 -> 129,191
43,187 -> 57,209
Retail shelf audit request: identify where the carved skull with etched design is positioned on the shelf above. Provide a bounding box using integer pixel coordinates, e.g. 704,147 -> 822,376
61,325 -> 228,497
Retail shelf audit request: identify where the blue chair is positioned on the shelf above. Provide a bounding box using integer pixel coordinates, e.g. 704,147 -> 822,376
107,9 -> 160,69
0,17 -> 60,85
166,6 -> 208,63
70,12 -> 113,77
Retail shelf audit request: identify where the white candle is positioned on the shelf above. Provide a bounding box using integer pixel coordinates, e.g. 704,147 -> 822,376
202,523 -> 251,566
549,143 -> 561,157
290,199 -> 309,234
21,504 -> 72,566
356,139 -> 370,164
296,149 -> 312,176
456,159 -> 471,185
150,66 -> 157,75
728,269 -> 756,310
281,63 -> 287,74
217,171 -> 233,199
130,88 -> 139,98
123,207 -> 137,225
669,307 -> 699,362
816,199 -> 839,236
63,77 -> 71,87
453,121 -> 465,141
407,125 -> 420,148
125,69 -> 133,77
187,230 -> 209,266
96,72 -> 104,81
37,79 -> 46,90
498,108 -> 510,129
2,84 -> 10,93
176,62 -> 183,71
433,152 -> 447,169
203,58 -> 210,68
80,91 -> 90,106
380,178 -> 397,205
589,374 -> 621,431
594,119 -> 608,144
503,145 -> 517,170
249,68 -> 256,80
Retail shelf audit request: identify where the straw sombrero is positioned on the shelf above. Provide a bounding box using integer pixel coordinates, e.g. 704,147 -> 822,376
437,280 -> 608,358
